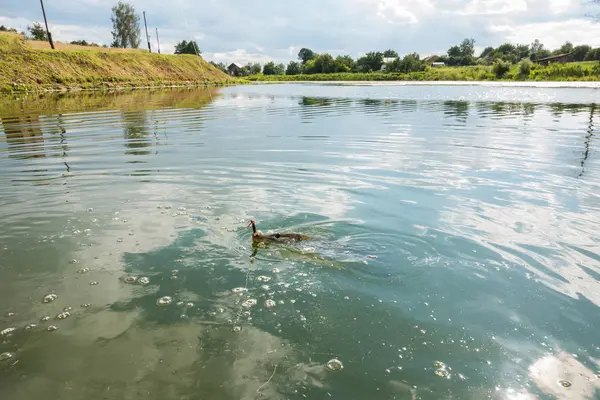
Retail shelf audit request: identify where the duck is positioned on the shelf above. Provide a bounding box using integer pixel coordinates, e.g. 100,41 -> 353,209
246,219 -> 311,243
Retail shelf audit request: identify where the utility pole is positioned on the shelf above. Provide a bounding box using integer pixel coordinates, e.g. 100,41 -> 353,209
39,0 -> 54,49
143,11 -> 151,53
155,28 -> 160,54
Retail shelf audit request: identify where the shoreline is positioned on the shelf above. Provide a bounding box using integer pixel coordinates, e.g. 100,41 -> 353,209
248,80 -> 600,88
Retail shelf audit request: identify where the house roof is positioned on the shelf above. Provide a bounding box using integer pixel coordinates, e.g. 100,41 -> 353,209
228,62 -> 243,69
382,57 -> 397,63
537,52 -> 574,62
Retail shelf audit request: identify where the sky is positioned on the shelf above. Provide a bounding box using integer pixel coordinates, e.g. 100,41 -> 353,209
1,0 -> 599,65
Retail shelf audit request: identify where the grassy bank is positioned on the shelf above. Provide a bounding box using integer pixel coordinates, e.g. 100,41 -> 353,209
0,33 -> 237,93
247,62 -> 600,82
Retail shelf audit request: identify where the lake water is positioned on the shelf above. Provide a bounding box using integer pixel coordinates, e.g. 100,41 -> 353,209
0,84 -> 599,400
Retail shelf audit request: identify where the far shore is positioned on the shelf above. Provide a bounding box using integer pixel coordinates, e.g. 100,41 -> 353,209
249,80 -> 600,88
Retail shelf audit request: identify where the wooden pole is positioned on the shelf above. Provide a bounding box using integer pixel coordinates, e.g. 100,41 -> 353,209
155,28 -> 160,54
143,11 -> 151,52
39,0 -> 54,49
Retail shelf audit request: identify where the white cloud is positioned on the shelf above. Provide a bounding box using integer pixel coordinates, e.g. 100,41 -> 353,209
1,0 -> 598,65
203,49 -> 275,65
456,0 -> 528,15
488,18 -> 600,48
549,0 -> 572,14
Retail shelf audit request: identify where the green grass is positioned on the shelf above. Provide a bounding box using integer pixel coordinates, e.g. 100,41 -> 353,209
0,32 -> 239,93
247,62 -> 600,82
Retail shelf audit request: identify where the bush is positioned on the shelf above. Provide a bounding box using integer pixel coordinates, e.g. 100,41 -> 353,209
492,60 -> 511,78
518,58 -> 532,76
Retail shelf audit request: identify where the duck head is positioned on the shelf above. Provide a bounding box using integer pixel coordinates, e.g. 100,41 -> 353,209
246,219 -> 262,240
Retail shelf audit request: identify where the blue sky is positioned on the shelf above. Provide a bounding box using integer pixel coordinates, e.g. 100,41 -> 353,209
1,0 -> 599,64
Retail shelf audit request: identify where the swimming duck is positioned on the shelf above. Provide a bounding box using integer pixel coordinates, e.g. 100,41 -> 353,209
246,219 -> 311,243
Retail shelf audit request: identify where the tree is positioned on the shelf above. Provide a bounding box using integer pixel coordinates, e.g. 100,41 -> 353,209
263,61 -> 285,75
531,39 -> 543,55
298,48 -> 316,64
383,49 -> 399,58
110,1 -> 141,48
572,45 -> 592,62
555,41 -> 574,55
26,22 -> 48,41
334,55 -> 355,72
248,63 -> 262,75
0,25 -> 17,33
286,61 -> 302,75
386,53 -> 424,73
516,44 -> 530,61
459,38 -> 475,57
480,47 -> 494,59
356,51 -> 384,72
447,45 -> 461,58
210,61 -> 227,73
274,63 -> 285,75
302,59 -> 318,74
174,40 -> 200,55
314,53 -> 336,73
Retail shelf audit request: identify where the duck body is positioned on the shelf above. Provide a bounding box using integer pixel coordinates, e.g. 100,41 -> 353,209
247,220 -> 311,243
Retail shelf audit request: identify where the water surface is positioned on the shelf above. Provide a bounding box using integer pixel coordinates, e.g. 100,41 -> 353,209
1,84 -> 599,400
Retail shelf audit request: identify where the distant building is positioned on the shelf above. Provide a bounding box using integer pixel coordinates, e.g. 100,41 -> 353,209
536,53 -> 572,66
227,63 -> 243,76
431,62 -> 445,68
380,57 -> 398,71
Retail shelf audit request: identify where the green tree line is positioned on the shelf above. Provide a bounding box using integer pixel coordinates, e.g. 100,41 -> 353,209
211,38 -> 600,77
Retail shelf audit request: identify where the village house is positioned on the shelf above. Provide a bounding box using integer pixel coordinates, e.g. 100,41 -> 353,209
227,62 -> 243,76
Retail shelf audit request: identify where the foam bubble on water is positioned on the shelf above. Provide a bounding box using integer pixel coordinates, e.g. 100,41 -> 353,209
69,259 -> 78,264
47,325 -> 57,332
232,287 -> 248,294
77,267 -> 90,274
42,293 -> 58,303
326,359 -> 343,371
124,276 -> 137,284
558,380 -> 572,388
81,303 -> 91,308
185,302 -> 194,308
40,316 -> 50,322
157,296 -> 172,306
176,301 -> 185,308
242,299 -> 257,308
56,312 -> 71,320
137,277 -> 150,285
272,268 -> 280,274
89,281 -> 99,286
0,352 -> 14,361
256,276 -> 271,283
63,307 -> 72,312
264,300 -> 276,308
117,238 -> 124,243
165,205 -> 172,209
0,328 -> 16,336
25,324 -> 37,330
232,326 -> 242,332
261,285 -> 270,291
87,208 -> 93,212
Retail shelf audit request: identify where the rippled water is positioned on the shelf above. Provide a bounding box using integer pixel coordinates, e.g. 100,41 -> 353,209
1,84 -> 599,400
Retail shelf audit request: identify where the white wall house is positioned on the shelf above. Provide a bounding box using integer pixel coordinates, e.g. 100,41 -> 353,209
380,57 -> 398,71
